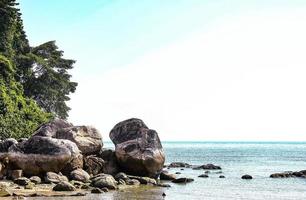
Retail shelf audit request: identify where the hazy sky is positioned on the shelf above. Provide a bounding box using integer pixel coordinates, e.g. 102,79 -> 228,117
19,0 -> 306,141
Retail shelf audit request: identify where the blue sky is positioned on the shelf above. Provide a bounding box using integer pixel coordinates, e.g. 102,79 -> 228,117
19,0 -> 306,141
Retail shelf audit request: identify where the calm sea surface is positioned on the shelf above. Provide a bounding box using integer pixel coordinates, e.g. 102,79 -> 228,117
104,141 -> 306,200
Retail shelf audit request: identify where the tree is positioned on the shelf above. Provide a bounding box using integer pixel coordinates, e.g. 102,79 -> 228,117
0,55 -> 52,139
22,41 -> 78,119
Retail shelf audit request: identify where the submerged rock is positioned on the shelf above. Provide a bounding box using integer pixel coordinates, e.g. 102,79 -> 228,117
127,175 -> 157,185
172,177 -> 194,183
193,164 -> 221,170
241,175 -> 253,179
168,162 -> 191,168
110,118 -> 165,178
269,170 -> 306,178
198,174 -> 209,178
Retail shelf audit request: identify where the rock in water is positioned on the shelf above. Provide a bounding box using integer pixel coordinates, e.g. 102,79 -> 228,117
241,174 -> 253,179
110,118 -> 165,178
160,171 -> 176,180
56,126 -> 103,155
8,136 -> 83,176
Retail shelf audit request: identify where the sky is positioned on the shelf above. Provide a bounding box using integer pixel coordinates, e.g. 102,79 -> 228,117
19,0 -> 306,141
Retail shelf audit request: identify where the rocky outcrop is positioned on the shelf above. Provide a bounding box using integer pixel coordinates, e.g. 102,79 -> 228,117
110,118 -> 165,178
33,119 -> 103,156
7,136 -> 83,176
56,126 -> 103,155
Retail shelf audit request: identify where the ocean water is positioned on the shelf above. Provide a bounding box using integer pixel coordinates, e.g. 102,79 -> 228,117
104,141 -> 306,200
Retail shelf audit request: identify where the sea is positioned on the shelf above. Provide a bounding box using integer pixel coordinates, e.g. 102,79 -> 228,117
105,141 -> 306,200
31,142 -> 306,200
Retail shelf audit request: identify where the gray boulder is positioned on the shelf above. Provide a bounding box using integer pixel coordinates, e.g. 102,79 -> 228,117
8,136 -> 83,176
70,168 -> 90,183
53,181 -> 76,191
110,118 -> 165,178
45,172 -> 69,184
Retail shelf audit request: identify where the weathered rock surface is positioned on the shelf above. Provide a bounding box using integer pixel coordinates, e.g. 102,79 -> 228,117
160,171 -> 176,180
110,118 -> 165,178
172,177 -> 194,183
84,155 -> 104,176
70,169 -> 90,183
0,139 -> 18,159
53,181 -> 76,191
241,175 -> 253,179
114,172 -> 129,181
33,119 -> 73,137
45,172 -> 69,184
91,174 -> 117,190
8,136 -> 83,176
56,126 -> 103,155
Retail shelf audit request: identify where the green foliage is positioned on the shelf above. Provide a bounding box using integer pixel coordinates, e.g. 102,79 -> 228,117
0,55 -> 52,139
22,41 -> 78,119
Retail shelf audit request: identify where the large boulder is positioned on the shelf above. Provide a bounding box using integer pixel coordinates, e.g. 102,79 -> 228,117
56,126 -> 103,155
33,119 -> 73,137
110,118 -> 165,178
33,120 -> 103,155
7,136 -> 83,176
84,155 -> 104,176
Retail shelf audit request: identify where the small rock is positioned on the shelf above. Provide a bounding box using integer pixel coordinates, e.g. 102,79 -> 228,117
53,181 -> 76,191
168,162 -> 191,168
193,164 -> 221,170
127,175 -> 157,185
198,174 -> 209,178
91,188 -> 104,194
162,192 -> 166,197
241,175 -> 253,179
126,179 -> 140,185
91,174 -> 117,190
172,177 -> 194,183
160,171 -> 176,180
157,183 -> 171,188
14,177 -> 30,186
114,172 -> 129,181
175,172 -> 181,174
81,184 -> 90,189
219,175 -> 225,178
70,168 -> 90,182
45,172 -> 68,184
29,176 -> 41,184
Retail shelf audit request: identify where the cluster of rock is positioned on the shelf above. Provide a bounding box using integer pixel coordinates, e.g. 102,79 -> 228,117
270,170 -> 306,178
0,118 -> 167,197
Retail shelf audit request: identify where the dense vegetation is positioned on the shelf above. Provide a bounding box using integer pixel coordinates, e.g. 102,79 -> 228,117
0,0 -> 77,138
